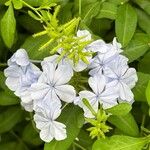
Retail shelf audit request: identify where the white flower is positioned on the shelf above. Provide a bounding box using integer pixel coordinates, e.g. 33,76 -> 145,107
8,48 -> 30,66
89,52 -> 119,76
77,30 -> 91,41
31,61 -> 76,110
104,56 -> 138,101
86,40 -> 109,53
75,75 -> 118,118
88,38 -> 123,76
4,49 -> 41,112
112,37 -> 122,53
34,101 -> 67,142
21,101 -> 33,112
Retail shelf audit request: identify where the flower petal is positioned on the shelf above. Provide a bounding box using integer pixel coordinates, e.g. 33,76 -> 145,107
52,121 -> 67,140
87,40 -> 108,53
55,85 -> 76,103
5,77 -> 20,91
31,83 -> 50,100
112,37 -> 122,53
101,99 -> 118,109
72,59 -> 88,72
21,101 -> 33,112
40,126 -> 53,142
41,62 -> 56,84
122,68 -> 138,89
119,82 -> 134,101
88,75 -> 106,94
54,64 -> 73,85
14,49 -> 30,66
77,30 -> 91,41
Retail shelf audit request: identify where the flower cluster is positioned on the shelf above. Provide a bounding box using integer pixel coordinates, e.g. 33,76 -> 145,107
4,49 -> 41,112
75,37 -> 138,118
4,30 -> 138,142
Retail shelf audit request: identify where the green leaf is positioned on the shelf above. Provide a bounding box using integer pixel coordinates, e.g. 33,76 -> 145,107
0,142 -> 17,150
108,113 -> 139,137
107,0 -> 129,5
0,71 -> 7,90
96,2 -> 117,20
115,4 -> 137,47
138,51 -> 150,74
77,129 -> 93,150
1,3 -> 16,48
44,105 -> 84,150
136,8 -> 150,35
0,91 -> 19,106
28,11 -> 41,21
17,14 -> 43,33
106,103 -> 132,116
92,135 -> 150,150
0,36 -> 7,61
89,18 -> 112,37
22,123 -> 43,146
0,0 -> 7,5
123,33 -> 150,63
12,0 -> 23,9
58,3 -> 72,24
0,106 -> 23,133
133,0 -> 150,15
21,35 -> 51,60
82,1 -> 101,25
133,72 -> 150,102
15,142 -> 29,150
23,0 -> 46,7
146,80 -> 150,106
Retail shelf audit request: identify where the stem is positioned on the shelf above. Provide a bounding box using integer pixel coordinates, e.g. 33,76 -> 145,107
30,59 -> 42,63
21,0 -> 36,11
73,141 -> 86,150
21,0 -> 43,19
39,38 -> 54,51
82,98 -> 97,117
0,63 -> 7,67
79,0 -> 82,17
142,115 -> 146,127
33,30 -> 47,37
62,103 -> 69,110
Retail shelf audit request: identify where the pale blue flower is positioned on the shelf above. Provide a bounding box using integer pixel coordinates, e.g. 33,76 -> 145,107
88,38 -> 124,76
34,100 -> 66,142
4,49 -> 41,111
75,75 -> 118,118
104,56 -> 138,101
31,61 -> 76,110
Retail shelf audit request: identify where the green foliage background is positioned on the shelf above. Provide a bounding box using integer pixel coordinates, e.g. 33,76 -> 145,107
0,0 -> 150,150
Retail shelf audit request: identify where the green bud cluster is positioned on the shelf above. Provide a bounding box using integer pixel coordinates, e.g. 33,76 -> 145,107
83,99 -> 112,139
21,1 -> 93,65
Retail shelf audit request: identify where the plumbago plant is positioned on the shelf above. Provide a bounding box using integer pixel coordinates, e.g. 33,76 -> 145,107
0,0 -> 150,150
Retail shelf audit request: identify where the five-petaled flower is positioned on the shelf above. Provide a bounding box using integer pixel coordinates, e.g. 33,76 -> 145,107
104,55 -> 138,101
34,101 -> 67,142
75,75 -> 118,118
88,37 -> 123,76
31,59 -> 76,110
